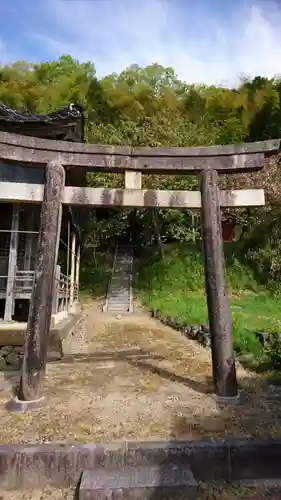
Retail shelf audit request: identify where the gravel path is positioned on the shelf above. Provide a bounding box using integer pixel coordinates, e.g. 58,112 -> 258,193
0,300 -> 280,443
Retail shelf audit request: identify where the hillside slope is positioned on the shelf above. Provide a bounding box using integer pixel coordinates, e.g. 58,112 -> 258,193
136,243 -> 281,357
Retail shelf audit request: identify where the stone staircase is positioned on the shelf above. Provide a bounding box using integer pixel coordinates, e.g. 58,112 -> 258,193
103,245 -> 133,314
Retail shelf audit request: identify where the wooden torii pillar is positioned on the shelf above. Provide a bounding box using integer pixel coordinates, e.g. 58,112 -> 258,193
7,161 -> 65,411
201,170 -> 237,401
0,129 -> 279,410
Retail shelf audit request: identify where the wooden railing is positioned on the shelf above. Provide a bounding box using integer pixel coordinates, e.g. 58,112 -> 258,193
0,266 -> 78,313
52,266 -> 79,314
15,270 -> 35,292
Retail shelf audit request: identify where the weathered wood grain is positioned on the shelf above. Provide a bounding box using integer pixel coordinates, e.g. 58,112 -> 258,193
0,144 -> 266,173
17,161 -> 65,403
0,182 -> 265,208
0,183 -> 265,208
0,130 -> 279,173
125,171 -> 142,189
200,169 -> 238,399
1,130 -> 279,155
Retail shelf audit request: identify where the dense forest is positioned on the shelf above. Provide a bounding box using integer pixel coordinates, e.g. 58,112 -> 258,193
1,55 -> 281,286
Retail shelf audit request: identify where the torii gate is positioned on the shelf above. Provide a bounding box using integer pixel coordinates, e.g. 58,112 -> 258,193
0,130 -> 279,411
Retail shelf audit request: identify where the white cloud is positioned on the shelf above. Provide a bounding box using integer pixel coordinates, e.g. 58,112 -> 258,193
27,0 -> 281,86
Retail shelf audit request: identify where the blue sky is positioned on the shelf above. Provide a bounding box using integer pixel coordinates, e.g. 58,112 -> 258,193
0,0 -> 280,86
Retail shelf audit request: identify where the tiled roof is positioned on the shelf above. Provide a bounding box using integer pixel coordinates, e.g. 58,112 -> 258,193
0,103 -> 84,123
0,103 -> 86,141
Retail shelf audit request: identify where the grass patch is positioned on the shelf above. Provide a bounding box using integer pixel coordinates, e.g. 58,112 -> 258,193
136,243 -> 281,359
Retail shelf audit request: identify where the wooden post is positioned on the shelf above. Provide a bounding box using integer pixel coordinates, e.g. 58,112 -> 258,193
52,265 -> 61,315
69,231 -> 76,307
8,161 -> 65,411
75,243 -> 81,300
4,204 -> 20,322
200,169 -> 238,401
23,210 -> 35,289
152,208 -> 164,259
125,171 -> 142,189
66,221 -> 70,309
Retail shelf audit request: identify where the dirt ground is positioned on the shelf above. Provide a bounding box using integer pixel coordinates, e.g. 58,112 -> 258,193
0,299 -> 281,444
1,482 -> 281,500
198,481 -> 281,499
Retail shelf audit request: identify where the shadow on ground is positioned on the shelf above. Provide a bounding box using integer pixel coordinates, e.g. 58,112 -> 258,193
53,348 -> 281,439
55,349 -> 213,395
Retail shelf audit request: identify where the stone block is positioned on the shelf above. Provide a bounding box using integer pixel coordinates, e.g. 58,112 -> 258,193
79,465 -> 197,500
230,438 -> 281,480
0,356 -> 6,371
0,346 -> 13,356
13,346 -> 24,355
126,440 -> 230,481
6,352 -> 20,367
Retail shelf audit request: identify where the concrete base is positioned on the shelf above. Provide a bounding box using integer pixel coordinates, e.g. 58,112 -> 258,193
80,465 -> 197,500
214,392 -> 246,408
6,395 -> 47,413
0,305 -> 81,361
0,438 -> 281,489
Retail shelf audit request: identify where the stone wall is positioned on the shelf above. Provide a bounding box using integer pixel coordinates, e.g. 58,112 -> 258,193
0,310 -> 82,371
0,345 -> 24,370
151,308 -> 212,347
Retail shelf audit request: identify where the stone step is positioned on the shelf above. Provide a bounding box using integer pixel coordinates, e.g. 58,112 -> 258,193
114,267 -> 132,270
110,278 -> 131,283
108,304 -> 129,308
108,287 -> 130,291
109,281 -> 130,285
108,286 -> 130,291
108,300 -> 129,303
107,303 -> 129,311
108,296 -> 129,301
108,298 -> 129,302
108,302 -> 129,306
79,465 -> 197,500
113,274 -> 131,278
107,304 -> 130,309
108,295 -> 129,304
111,282 -> 131,285
114,263 -> 132,266
109,283 -> 130,288
108,288 -> 130,293
109,284 -> 130,288
113,272 -> 131,275
108,298 -> 130,302
113,264 -> 132,268
109,287 -> 129,290
108,309 -> 130,312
